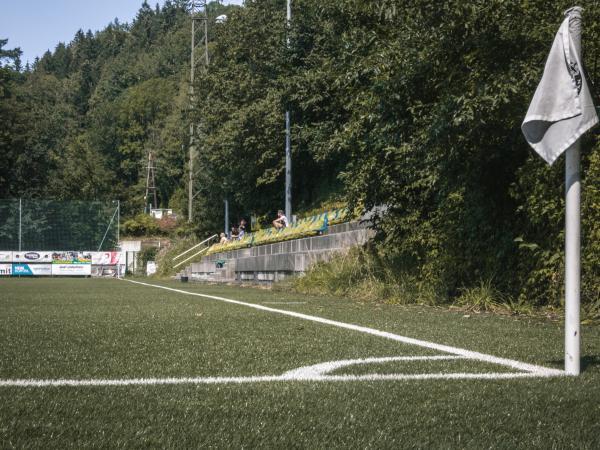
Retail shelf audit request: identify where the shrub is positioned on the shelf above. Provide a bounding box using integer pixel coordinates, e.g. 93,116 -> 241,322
137,246 -> 158,275
121,214 -> 161,237
157,215 -> 178,234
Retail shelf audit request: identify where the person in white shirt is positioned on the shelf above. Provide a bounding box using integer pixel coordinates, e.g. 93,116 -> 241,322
272,210 -> 289,229
238,219 -> 247,239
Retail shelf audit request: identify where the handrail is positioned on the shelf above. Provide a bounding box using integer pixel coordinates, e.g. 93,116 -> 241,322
173,245 -> 211,269
173,234 -> 218,261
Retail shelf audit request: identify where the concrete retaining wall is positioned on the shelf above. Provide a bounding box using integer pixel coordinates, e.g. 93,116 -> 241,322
188,222 -> 372,283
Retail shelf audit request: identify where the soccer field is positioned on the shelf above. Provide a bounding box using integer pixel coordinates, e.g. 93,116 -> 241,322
1,278 -> 599,448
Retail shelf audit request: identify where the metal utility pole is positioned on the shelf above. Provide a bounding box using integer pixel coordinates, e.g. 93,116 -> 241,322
224,198 -> 229,237
144,150 -> 158,213
18,198 -> 22,252
285,0 -> 292,221
117,200 -> 120,246
188,0 -> 210,222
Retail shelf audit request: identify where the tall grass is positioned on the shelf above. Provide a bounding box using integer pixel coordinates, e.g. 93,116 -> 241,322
454,279 -> 535,314
293,246 -> 538,315
583,297 -> 600,325
292,247 -> 441,305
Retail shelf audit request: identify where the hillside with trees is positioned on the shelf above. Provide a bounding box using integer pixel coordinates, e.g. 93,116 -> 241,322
1,0 -> 599,306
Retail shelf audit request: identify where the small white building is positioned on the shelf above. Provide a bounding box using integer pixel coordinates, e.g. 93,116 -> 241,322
150,209 -> 174,220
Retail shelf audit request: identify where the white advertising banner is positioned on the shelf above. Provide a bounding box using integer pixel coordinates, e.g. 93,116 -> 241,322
120,240 -> 141,252
0,264 -> 12,276
91,251 -> 122,265
12,264 -> 52,276
0,252 -> 12,263
52,264 -> 92,276
13,251 -> 54,263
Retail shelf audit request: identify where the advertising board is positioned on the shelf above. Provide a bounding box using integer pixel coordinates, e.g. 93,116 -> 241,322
52,252 -> 92,264
12,263 -> 53,276
52,264 -> 92,276
12,251 -> 54,263
91,251 -> 122,265
0,264 -> 12,276
0,252 -> 12,263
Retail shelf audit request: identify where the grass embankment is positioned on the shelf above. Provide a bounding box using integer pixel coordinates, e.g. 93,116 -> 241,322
1,278 -> 599,448
152,236 -> 207,277
291,246 -> 600,323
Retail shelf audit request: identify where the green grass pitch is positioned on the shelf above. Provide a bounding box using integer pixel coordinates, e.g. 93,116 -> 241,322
1,278 -> 599,448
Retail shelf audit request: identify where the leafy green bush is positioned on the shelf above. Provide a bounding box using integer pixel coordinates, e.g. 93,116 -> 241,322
172,221 -> 200,238
121,214 -> 161,237
137,246 -> 158,275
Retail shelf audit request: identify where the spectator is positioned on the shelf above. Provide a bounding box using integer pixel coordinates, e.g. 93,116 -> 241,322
230,226 -> 239,240
272,210 -> 289,229
238,219 -> 247,239
219,232 -> 228,244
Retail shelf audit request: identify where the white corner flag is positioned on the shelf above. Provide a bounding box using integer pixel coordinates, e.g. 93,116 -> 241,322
522,10 -> 598,165
522,7 -> 597,376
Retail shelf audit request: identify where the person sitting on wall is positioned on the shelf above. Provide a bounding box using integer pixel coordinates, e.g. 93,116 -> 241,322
272,210 -> 289,229
230,226 -> 239,240
238,219 -> 247,240
219,232 -> 229,244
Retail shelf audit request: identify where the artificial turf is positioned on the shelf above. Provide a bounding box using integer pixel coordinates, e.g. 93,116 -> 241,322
1,277 -> 599,448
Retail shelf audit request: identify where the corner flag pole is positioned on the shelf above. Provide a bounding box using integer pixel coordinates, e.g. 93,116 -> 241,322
522,6 -> 598,376
564,7 -> 582,375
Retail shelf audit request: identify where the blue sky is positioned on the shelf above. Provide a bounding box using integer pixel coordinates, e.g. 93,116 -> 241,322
1,0 -> 244,65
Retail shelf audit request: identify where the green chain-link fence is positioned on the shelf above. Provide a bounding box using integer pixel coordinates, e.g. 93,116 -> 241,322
0,199 -> 119,251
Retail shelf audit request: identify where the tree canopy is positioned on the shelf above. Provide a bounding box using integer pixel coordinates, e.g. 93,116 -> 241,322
1,0 -> 599,304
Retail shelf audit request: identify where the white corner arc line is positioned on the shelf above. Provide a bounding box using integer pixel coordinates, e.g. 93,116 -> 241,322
122,279 -> 564,377
282,355 -> 464,379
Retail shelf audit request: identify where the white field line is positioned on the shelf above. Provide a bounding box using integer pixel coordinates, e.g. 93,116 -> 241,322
263,301 -> 307,305
0,371 -> 556,388
123,279 -> 564,377
0,281 -> 565,389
